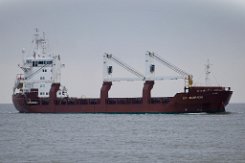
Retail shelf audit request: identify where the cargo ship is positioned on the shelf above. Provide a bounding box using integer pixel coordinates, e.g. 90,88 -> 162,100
12,30 -> 232,113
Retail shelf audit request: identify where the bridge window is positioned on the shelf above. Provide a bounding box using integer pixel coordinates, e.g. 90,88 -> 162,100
33,61 -> 38,67
108,66 -> 113,74
26,60 -> 32,64
40,84 -> 45,88
150,64 -> 155,73
36,60 -> 53,65
47,61 -> 53,64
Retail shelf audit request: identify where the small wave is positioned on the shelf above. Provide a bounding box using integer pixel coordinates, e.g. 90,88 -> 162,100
0,111 -> 19,114
184,112 -> 208,115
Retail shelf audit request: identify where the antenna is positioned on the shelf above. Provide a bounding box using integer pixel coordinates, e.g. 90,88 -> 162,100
205,59 -> 211,86
41,32 -> 47,54
21,48 -> 25,63
43,32 -> 46,40
21,48 -> 25,54
34,28 -> 39,50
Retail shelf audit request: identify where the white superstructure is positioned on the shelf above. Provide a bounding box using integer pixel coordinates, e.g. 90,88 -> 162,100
13,29 -> 66,97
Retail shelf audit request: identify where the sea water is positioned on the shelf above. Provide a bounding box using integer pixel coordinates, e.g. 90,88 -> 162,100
0,104 -> 244,163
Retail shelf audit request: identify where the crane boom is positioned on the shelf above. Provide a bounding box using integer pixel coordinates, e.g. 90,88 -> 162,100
103,52 -> 193,87
146,51 -> 193,87
109,54 -> 145,79
103,53 -> 145,82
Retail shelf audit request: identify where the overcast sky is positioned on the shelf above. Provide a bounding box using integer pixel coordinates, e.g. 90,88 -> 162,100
0,0 -> 244,103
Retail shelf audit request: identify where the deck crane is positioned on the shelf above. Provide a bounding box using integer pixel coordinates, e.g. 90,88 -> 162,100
103,53 -> 145,82
146,51 -> 193,87
101,53 -> 146,104
101,52 -> 193,104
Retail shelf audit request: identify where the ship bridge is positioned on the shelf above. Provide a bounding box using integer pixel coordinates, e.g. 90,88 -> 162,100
13,29 -> 65,98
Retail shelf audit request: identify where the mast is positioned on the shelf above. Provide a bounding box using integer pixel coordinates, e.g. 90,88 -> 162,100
33,28 -> 47,57
205,59 -> 211,86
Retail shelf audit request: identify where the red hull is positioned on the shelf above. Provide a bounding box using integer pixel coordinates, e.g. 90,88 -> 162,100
12,83 -> 232,113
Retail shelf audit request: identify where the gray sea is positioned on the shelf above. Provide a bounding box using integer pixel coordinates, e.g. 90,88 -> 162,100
0,104 -> 244,163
